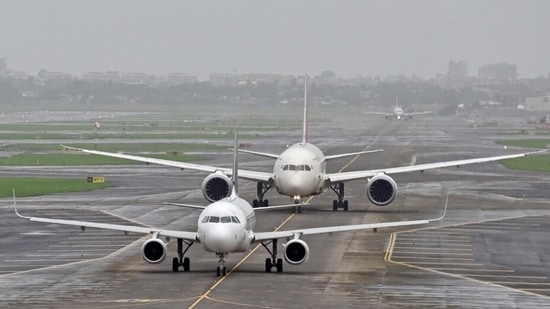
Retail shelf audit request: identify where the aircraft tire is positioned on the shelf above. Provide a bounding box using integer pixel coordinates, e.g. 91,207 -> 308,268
183,257 -> 190,272
172,257 -> 179,272
276,258 -> 283,273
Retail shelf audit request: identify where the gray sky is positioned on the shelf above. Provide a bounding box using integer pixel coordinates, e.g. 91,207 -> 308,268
1,0 -> 549,80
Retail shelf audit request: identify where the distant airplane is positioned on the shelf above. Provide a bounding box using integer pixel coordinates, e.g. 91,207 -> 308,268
365,97 -> 431,120
62,77 -> 546,212
14,131 -> 445,276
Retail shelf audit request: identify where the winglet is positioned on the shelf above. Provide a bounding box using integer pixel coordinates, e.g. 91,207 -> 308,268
429,192 -> 449,222
12,188 -> 29,219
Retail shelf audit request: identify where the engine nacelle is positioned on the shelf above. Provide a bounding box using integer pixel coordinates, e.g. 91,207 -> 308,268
201,173 -> 233,202
366,174 -> 397,206
141,238 -> 167,264
284,239 -> 310,265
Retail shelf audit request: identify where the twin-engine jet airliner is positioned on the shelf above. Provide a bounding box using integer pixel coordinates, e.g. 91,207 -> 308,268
365,97 -> 431,120
15,132 -> 445,276
62,76 -> 545,211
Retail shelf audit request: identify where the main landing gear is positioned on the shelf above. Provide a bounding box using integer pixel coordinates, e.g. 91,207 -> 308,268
253,182 -> 272,208
330,183 -> 348,211
261,239 -> 283,273
172,238 -> 193,272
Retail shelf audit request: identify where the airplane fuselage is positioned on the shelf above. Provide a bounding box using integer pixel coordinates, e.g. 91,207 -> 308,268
197,196 -> 255,253
393,107 -> 404,119
272,142 -> 326,202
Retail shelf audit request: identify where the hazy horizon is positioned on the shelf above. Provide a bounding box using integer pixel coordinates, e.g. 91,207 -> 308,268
1,0 -> 549,79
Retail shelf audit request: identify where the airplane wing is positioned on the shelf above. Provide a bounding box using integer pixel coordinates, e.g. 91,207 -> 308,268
14,202 -> 199,241
61,145 -> 273,183
162,201 -> 308,212
254,194 -> 448,242
325,149 -> 383,160
325,149 -> 547,183
238,149 -> 280,159
240,148 -> 384,161
364,111 -> 394,116
163,202 -> 207,210
404,111 -> 431,116
253,218 -> 429,242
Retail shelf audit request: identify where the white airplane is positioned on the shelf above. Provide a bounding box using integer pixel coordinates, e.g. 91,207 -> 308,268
61,76 -> 545,212
14,131 -> 446,276
365,97 -> 431,120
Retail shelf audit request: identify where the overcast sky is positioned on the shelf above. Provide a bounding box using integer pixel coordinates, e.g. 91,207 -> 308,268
1,0 -> 549,80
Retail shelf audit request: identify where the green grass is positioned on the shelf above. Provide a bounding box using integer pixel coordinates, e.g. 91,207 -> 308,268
2,142 -> 228,152
1,178 -> 110,198
0,153 -> 206,166
0,132 -> 262,140
501,154 -> 550,172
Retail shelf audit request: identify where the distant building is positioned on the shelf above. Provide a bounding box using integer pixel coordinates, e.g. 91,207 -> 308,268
81,71 -> 120,82
37,69 -> 72,81
313,71 -> 338,85
237,73 -> 293,86
209,73 -> 235,86
478,63 -> 517,82
447,60 -> 468,81
120,72 -> 156,85
524,96 -> 550,111
7,70 -> 30,79
162,73 -> 198,85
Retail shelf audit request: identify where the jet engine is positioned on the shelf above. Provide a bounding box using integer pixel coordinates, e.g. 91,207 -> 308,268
284,239 -> 310,265
141,238 -> 167,264
366,174 -> 397,206
201,172 -> 233,202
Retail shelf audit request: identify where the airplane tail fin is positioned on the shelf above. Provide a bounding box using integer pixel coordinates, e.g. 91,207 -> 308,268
231,127 -> 239,197
302,74 -> 308,144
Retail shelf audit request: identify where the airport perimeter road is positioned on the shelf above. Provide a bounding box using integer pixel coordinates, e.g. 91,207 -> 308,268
2,111 -> 550,308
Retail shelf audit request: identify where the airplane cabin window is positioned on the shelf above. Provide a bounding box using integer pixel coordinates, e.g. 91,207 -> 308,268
231,216 -> 240,223
305,165 -> 311,171
201,216 -> 209,223
283,165 -> 289,170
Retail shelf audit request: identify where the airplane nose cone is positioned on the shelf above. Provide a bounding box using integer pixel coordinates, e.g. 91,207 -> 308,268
279,173 -> 307,196
201,226 -> 242,252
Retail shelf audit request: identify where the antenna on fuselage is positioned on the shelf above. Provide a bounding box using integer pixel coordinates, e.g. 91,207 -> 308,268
302,74 -> 308,144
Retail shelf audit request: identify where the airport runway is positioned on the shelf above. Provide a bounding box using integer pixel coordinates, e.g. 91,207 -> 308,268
2,110 -> 550,308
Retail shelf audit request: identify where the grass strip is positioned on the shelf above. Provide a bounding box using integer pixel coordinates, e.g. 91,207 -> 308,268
0,177 -> 110,198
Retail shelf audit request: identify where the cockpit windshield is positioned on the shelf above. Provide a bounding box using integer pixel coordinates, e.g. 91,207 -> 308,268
282,164 -> 312,171
201,216 -> 241,224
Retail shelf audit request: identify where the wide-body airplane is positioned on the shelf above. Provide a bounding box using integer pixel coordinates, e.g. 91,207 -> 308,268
15,132 -> 445,276
62,76 -> 545,212
365,97 -> 431,120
